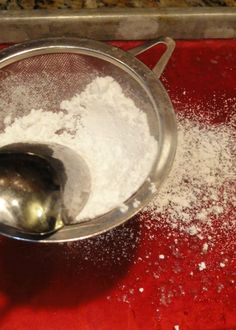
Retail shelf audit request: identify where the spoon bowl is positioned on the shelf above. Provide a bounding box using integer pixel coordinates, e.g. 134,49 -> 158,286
0,143 -> 91,238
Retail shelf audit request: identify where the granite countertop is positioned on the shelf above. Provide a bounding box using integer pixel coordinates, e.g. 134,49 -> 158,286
0,0 -> 235,10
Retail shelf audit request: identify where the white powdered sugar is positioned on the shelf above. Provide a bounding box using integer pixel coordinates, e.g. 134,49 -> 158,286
0,76 -> 157,221
198,261 -> 206,271
146,113 -> 235,239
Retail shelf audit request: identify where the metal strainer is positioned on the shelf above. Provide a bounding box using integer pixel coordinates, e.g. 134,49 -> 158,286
0,37 -> 177,243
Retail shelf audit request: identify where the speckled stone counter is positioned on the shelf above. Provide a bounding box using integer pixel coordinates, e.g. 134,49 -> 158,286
0,0 -> 235,10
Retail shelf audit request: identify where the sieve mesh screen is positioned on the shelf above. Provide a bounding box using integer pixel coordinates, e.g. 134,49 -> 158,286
0,52 -> 157,137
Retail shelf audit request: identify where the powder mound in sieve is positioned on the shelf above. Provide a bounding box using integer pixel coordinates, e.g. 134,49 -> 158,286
0,76 -> 158,222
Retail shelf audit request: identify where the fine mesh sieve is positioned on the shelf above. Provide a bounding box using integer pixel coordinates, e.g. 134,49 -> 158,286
0,38 -> 177,242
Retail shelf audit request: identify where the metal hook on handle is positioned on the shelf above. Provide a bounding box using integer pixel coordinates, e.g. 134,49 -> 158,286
128,37 -> 175,79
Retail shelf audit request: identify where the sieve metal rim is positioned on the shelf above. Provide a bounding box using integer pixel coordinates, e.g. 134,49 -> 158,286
0,37 -> 177,243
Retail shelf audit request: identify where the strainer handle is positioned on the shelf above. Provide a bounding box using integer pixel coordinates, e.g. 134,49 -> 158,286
128,37 -> 175,79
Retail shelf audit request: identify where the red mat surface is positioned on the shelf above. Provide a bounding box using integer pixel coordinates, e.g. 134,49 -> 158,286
0,40 -> 235,330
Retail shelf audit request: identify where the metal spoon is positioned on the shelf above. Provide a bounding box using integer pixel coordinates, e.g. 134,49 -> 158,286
0,143 -> 91,238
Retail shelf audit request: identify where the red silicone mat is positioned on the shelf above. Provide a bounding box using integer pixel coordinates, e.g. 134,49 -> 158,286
0,40 -> 235,330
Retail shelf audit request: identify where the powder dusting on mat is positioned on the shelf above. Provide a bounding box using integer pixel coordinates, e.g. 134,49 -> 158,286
0,76 -> 157,221
145,112 -> 236,242
97,102 -> 236,313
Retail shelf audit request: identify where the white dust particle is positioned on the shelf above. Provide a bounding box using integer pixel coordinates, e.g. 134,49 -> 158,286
159,254 -> 165,259
198,262 -> 206,271
139,287 -> 144,293
202,243 -> 209,253
187,225 -> 199,236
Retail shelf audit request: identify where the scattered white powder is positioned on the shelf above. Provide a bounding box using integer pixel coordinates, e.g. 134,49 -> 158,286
187,225 -> 199,236
159,254 -> 165,259
198,261 -> 206,271
0,76 -> 157,222
146,113 -> 236,240
202,243 -> 209,253
62,96 -> 235,318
